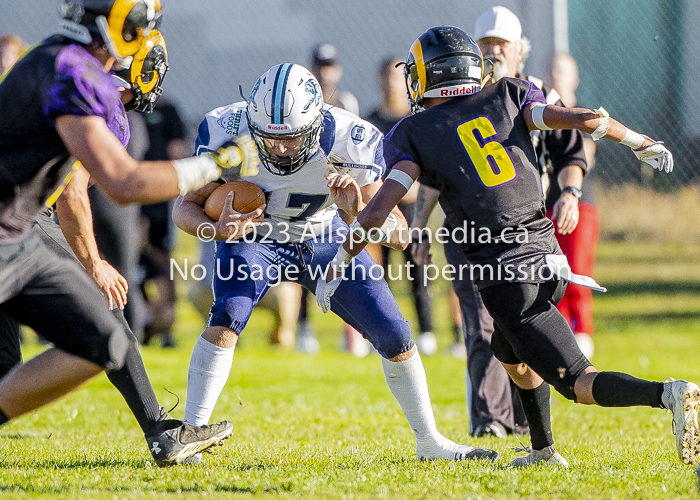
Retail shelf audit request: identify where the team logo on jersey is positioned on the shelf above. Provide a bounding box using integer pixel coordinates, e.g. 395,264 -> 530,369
303,79 -> 322,113
350,125 -> 365,145
216,111 -> 243,137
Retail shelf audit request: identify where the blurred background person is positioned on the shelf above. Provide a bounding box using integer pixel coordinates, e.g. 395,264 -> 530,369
138,97 -> 189,347
547,53 -> 600,358
550,53 -> 579,108
365,57 -> 438,356
310,43 -> 359,115
0,33 -> 26,77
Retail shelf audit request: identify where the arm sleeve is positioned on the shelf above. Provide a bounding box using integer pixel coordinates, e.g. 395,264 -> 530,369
44,45 -> 129,146
331,118 -> 385,187
521,80 -> 547,109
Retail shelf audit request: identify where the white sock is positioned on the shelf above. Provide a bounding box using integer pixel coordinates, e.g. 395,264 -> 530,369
381,350 -> 440,441
184,336 -> 235,426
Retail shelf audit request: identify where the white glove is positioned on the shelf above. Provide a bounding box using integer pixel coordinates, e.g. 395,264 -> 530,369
633,138 -> 673,173
316,276 -> 342,313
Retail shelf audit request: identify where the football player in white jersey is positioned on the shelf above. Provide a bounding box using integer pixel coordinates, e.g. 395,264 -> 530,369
173,63 -> 497,463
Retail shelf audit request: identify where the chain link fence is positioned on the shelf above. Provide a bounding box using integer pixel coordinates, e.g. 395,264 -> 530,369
2,0 -> 697,190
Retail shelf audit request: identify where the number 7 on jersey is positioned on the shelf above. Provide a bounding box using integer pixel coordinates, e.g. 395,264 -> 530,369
456,117 -> 517,188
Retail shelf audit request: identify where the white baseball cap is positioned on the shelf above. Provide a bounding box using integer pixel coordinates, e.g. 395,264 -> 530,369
474,6 -> 522,43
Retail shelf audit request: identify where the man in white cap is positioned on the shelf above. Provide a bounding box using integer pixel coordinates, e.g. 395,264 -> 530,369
411,6 -> 589,440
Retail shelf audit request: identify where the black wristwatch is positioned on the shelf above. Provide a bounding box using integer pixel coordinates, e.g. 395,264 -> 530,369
561,186 -> 582,200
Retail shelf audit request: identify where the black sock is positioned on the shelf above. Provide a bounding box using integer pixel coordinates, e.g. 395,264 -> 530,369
591,372 -> 664,408
0,407 -> 9,426
106,339 -> 163,435
514,383 -> 553,451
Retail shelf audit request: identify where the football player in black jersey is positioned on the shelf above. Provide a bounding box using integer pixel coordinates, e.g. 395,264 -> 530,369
0,0 -> 258,465
318,26 -> 698,468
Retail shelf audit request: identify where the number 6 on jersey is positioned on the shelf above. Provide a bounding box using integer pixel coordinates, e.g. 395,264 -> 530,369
457,117 -> 517,188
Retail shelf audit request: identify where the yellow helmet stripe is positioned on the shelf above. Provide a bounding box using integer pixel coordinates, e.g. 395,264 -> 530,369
108,0 -> 147,58
413,40 -> 426,100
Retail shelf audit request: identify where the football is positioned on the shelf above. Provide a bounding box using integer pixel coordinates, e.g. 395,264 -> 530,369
204,181 -> 265,220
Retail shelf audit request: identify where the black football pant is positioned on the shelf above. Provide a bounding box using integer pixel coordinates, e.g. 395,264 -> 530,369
443,236 -> 528,435
0,231 -> 128,371
0,214 -> 162,434
480,280 -> 592,401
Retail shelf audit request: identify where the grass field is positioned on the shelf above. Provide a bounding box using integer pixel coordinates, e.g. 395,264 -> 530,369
2,239 -> 700,499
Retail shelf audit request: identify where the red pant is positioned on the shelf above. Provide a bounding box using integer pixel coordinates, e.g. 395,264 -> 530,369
547,202 -> 600,335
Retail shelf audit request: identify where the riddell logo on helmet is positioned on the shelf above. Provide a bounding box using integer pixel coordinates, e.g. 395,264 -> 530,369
267,124 -> 291,131
440,85 -> 479,96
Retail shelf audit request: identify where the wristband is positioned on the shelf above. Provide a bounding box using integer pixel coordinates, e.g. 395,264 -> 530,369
620,128 -> 645,149
591,107 -> 610,141
531,103 -> 552,131
386,169 -> 415,191
172,156 -> 221,195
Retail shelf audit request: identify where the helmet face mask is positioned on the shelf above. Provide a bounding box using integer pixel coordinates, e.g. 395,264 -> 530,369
247,63 -> 324,176
404,26 -> 484,113
115,29 -> 167,113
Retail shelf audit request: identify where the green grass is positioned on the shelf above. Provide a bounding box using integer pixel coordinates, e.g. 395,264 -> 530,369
2,239 -> 700,499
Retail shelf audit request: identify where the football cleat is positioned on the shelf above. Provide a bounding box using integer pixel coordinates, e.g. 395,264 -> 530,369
662,378 -> 700,464
145,418 -> 233,467
416,434 -> 498,461
472,421 -> 508,439
509,444 -> 569,468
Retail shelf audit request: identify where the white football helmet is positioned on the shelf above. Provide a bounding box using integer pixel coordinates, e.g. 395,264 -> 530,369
247,63 -> 324,175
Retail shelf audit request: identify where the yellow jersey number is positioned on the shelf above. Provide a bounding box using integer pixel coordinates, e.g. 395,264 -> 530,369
456,117 -> 517,188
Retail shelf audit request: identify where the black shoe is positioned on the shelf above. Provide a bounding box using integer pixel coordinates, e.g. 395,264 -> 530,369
472,421 -> 508,439
145,418 -> 233,467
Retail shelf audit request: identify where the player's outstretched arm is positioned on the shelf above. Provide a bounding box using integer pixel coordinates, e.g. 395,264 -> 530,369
57,115 -> 257,205
523,103 -> 673,173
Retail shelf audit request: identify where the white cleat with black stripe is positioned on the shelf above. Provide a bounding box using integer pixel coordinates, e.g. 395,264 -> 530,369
662,378 -> 700,465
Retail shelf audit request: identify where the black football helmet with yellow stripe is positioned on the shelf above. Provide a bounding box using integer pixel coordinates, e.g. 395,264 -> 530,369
59,0 -> 162,66
404,26 -> 484,113
114,30 -> 168,113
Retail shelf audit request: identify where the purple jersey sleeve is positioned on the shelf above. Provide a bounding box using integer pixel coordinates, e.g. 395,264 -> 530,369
382,135 -> 419,172
522,81 -> 547,109
44,45 -> 130,147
